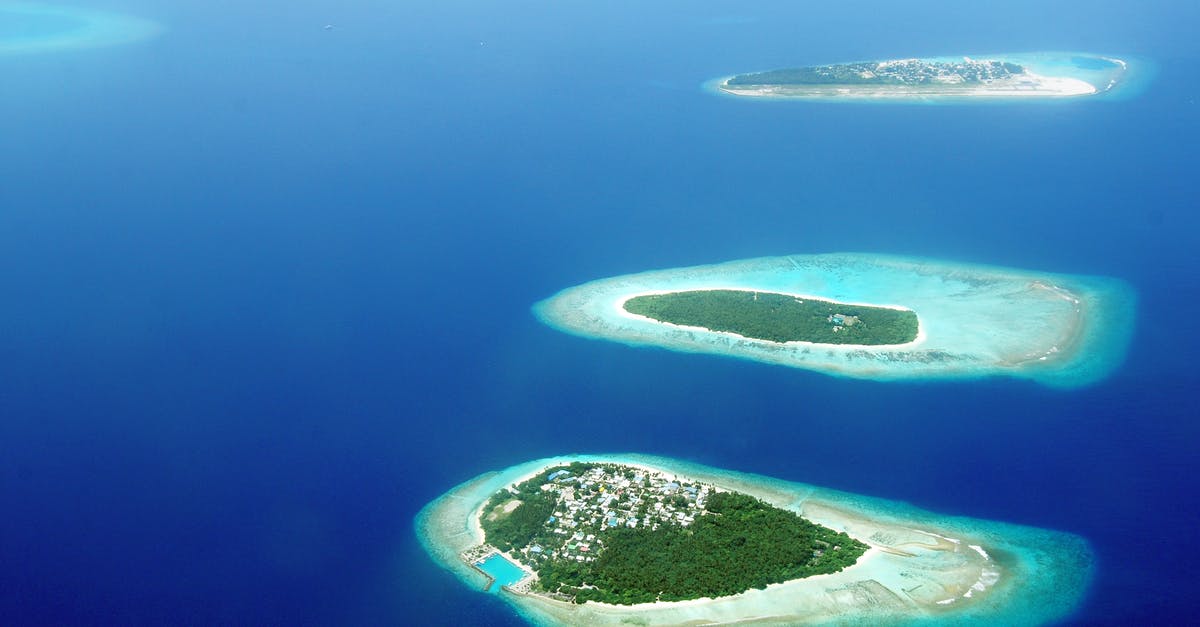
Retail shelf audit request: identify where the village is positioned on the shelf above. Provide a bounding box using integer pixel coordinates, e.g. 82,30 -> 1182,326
514,464 -> 713,566
728,57 -> 1029,89
858,57 -> 1026,84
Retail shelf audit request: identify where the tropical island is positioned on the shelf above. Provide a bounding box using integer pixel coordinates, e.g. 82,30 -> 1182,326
623,289 -> 919,345
533,253 -> 1135,388
417,454 -> 1096,625
714,52 -> 1132,101
479,462 -> 867,605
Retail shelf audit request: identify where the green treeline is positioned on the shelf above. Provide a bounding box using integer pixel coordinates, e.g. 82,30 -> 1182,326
536,492 -> 868,604
624,290 -> 918,345
728,65 -> 904,86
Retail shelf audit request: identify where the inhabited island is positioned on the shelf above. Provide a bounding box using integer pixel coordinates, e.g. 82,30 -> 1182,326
417,454 -> 1095,625
480,462 -> 867,605
534,253 -> 1135,387
713,52 -> 1134,101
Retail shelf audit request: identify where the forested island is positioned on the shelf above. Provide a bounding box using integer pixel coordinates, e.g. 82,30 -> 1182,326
479,462 -> 867,605
623,289 -> 919,345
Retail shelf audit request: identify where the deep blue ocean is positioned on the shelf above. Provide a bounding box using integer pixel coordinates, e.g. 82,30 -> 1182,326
2,1 -> 1197,625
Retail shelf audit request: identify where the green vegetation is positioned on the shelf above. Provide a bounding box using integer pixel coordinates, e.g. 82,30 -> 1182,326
624,290 -> 918,345
537,492 -> 867,604
730,65 -> 905,86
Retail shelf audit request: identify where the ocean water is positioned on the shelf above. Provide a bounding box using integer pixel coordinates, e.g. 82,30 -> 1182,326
1,1 -> 1197,625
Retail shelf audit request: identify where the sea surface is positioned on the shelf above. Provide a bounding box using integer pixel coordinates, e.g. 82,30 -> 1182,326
1,1 -> 1197,625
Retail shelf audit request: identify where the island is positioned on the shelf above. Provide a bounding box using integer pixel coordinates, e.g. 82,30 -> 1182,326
417,454 -> 1095,625
624,289 -> 919,345
478,462 -> 868,605
0,3 -> 162,56
713,52 -> 1133,102
533,253 -> 1135,388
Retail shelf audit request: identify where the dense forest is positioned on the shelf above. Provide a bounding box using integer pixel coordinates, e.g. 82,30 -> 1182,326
623,290 -> 918,345
535,492 -> 868,604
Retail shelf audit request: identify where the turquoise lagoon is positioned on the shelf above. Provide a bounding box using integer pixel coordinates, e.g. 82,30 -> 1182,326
416,454 -> 1095,626
534,253 -> 1135,388
476,553 -> 529,590
0,3 -> 161,55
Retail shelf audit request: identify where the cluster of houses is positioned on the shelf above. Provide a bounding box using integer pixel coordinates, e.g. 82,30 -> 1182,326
518,464 -> 713,565
828,313 -> 860,332
863,57 -> 1024,84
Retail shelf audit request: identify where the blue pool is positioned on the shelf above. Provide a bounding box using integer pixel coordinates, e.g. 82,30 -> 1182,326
475,554 -> 527,590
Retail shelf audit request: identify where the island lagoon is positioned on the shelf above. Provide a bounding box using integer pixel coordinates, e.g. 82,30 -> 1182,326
417,454 -> 1094,626
712,52 -> 1144,102
535,253 -> 1135,388
0,3 -> 161,55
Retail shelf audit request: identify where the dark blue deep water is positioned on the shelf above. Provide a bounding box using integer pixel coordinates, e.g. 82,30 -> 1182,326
2,1 -> 1197,625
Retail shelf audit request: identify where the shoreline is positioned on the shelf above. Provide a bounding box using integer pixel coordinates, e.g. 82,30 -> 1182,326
718,74 -> 1097,100
417,454 -> 1096,626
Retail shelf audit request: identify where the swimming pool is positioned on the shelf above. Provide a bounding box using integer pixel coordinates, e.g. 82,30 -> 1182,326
475,553 -> 528,590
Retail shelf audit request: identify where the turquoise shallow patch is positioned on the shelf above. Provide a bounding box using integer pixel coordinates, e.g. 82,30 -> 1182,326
0,3 -> 162,55
0,9 -> 77,38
